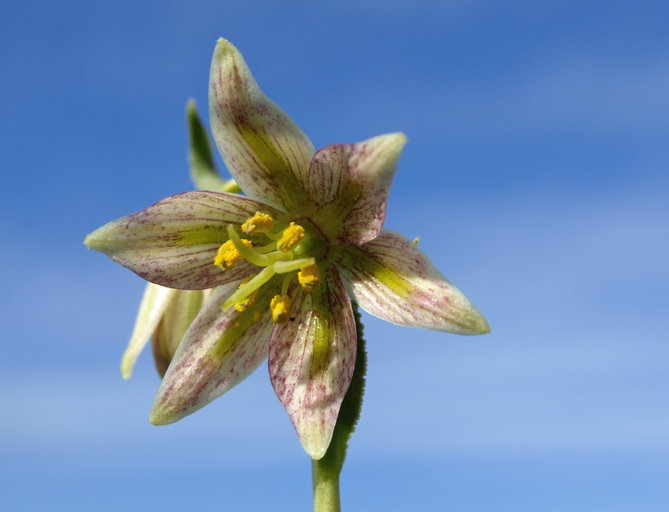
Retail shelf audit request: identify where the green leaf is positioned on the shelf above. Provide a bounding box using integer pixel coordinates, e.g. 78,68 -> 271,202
187,99 -> 227,191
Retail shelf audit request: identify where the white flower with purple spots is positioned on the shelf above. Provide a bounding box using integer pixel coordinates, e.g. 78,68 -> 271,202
85,38 -> 489,459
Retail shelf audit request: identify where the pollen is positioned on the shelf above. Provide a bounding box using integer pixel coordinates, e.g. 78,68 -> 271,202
241,211 -> 273,235
277,222 -> 305,252
214,239 -> 253,268
297,264 -> 321,292
234,278 -> 260,311
270,294 -> 291,323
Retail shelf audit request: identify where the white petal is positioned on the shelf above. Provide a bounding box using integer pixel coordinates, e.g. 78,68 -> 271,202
84,191 -> 278,289
209,38 -> 315,211
336,230 -> 490,334
268,268 -> 356,459
149,281 -> 275,424
308,133 -> 407,245
121,283 -> 177,379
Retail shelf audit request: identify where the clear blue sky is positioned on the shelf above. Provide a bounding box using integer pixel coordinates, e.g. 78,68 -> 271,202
2,1 -> 668,510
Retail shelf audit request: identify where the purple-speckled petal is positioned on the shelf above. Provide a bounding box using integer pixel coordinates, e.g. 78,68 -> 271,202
268,267 -> 356,459
149,281 -> 275,425
209,38 -> 315,212
307,133 -> 407,246
336,230 -> 490,334
84,191 -> 280,289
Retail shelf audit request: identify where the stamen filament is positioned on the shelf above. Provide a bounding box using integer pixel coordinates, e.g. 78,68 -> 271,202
281,274 -> 292,296
227,225 -> 272,266
273,257 -> 316,274
222,266 -> 276,310
255,240 -> 279,254
263,229 -> 283,241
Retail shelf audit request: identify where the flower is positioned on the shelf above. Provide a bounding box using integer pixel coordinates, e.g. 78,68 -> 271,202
84,38 -> 489,459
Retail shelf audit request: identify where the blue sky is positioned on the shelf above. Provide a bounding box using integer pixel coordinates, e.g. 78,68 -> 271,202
2,0 -> 668,510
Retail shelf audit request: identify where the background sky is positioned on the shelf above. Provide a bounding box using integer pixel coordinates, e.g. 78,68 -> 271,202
2,0 -> 668,510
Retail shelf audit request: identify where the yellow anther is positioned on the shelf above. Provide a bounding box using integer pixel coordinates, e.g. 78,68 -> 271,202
214,239 -> 253,269
234,277 -> 260,311
297,264 -> 321,292
270,294 -> 292,323
253,311 -> 261,323
413,236 -> 420,245
277,222 -> 305,252
241,211 -> 274,235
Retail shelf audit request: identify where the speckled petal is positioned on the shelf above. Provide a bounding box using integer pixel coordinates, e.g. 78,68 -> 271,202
308,133 -> 407,246
84,191 -> 279,289
149,281 -> 274,425
121,283 -> 177,379
336,230 -> 490,334
209,38 -> 315,211
268,267 -> 356,459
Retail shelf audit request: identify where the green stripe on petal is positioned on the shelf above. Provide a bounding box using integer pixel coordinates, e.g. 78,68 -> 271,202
268,267 -> 356,460
84,191 -> 280,289
336,229 -> 490,335
149,281 -> 276,425
208,38 -> 315,212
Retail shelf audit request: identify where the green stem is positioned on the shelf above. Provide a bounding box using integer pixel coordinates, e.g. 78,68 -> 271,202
311,302 -> 367,512
311,463 -> 341,512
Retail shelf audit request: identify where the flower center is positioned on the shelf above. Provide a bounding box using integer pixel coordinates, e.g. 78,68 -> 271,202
214,211 -> 327,323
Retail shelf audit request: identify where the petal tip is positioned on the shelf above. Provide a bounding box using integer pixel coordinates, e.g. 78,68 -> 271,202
472,313 -> 491,335
84,223 -> 120,254
83,231 -> 97,250
458,305 -> 491,335
300,432 -> 331,460
213,37 -> 235,58
390,131 -> 408,145
149,405 -> 173,426
83,229 -> 110,253
120,353 -> 134,380
308,444 -> 328,461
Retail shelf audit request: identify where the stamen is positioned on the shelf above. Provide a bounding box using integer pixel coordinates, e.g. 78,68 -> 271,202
273,257 -> 316,274
297,264 -> 321,292
234,278 -> 260,311
254,240 -> 279,254
227,225 -> 272,266
270,294 -> 291,323
281,274 -> 292,297
222,266 -> 276,310
241,211 -> 274,235
277,222 -> 305,252
214,239 -> 252,269
413,236 -> 420,245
